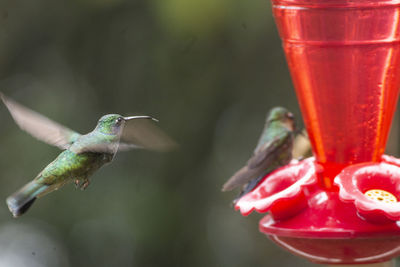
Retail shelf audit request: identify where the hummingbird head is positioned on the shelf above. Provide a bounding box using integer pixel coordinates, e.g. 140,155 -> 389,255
95,114 -> 125,135
95,114 -> 158,135
267,107 -> 296,131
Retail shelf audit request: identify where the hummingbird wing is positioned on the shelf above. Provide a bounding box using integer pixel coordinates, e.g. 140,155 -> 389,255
222,131 -> 293,192
247,131 -> 291,169
71,118 -> 176,154
1,93 -> 81,149
118,118 -> 177,152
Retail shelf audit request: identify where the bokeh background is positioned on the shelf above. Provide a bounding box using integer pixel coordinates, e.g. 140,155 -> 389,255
0,0 -> 399,267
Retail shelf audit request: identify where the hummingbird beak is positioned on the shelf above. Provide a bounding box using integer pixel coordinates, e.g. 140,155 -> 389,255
123,116 -> 159,122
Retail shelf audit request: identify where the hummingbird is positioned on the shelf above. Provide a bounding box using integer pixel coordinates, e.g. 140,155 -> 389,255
1,93 -> 176,217
222,107 -> 296,201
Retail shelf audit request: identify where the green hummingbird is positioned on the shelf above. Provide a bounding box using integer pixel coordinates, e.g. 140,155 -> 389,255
222,107 -> 296,200
1,93 -> 176,217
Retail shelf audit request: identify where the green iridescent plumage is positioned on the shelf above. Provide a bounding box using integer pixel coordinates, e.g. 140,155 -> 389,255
1,93 -> 175,217
222,107 -> 296,200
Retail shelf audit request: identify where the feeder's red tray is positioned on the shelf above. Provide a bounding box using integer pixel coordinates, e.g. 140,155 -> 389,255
260,190 -> 400,264
235,157 -> 400,264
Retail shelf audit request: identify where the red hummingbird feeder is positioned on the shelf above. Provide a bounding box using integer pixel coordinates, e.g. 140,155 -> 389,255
235,0 -> 400,264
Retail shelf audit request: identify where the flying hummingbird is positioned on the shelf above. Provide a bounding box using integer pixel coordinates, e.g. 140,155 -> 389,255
1,93 -> 176,217
222,107 -> 295,200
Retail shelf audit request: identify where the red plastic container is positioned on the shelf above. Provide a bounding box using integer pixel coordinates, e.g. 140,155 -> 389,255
273,0 -> 400,186
234,0 -> 400,264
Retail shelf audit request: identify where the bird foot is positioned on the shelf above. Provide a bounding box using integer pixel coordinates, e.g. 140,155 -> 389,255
74,179 -> 90,190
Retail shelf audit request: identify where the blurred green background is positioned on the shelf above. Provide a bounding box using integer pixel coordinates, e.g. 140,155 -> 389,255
1,0 -> 398,267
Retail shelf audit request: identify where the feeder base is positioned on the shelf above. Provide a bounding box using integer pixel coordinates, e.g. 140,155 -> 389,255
260,190 -> 400,264
268,235 -> 400,265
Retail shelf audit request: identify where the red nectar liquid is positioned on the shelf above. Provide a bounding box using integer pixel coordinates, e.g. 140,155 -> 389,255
273,0 -> 400,186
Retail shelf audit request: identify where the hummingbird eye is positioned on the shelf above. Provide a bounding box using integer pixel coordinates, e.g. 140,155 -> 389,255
116,117 -> 123,124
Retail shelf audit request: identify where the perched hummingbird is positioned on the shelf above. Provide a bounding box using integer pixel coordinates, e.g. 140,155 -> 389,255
1,93 -> 175,217
222,107 -> 295,200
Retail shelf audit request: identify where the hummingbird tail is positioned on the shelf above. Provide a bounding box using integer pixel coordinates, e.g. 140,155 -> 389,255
222,166 -> 258,192
6,180 -> 48,218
